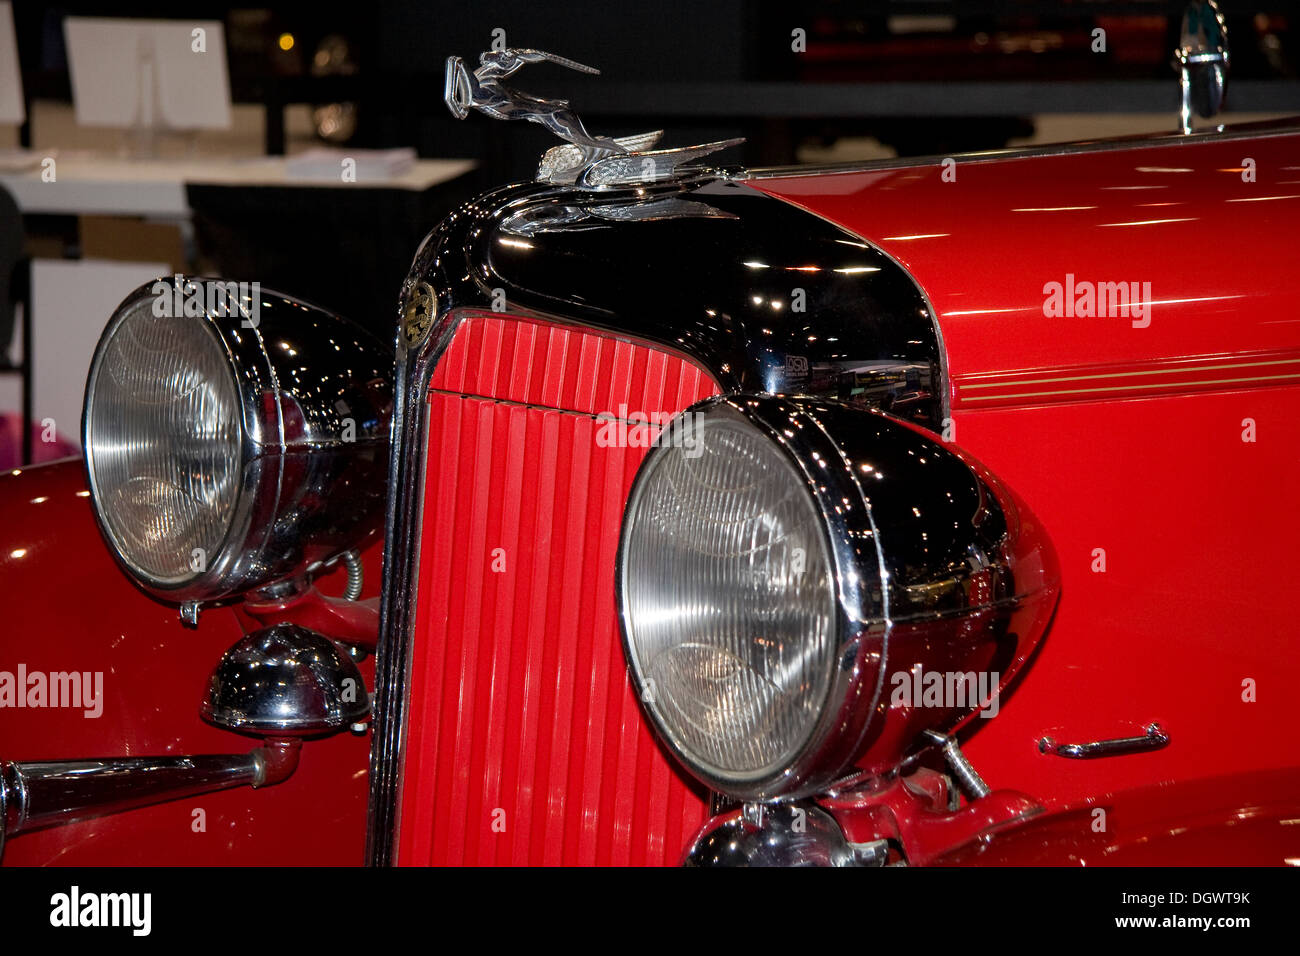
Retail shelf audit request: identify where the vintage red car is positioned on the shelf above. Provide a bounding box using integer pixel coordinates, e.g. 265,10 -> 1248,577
2,16 -> 1299,868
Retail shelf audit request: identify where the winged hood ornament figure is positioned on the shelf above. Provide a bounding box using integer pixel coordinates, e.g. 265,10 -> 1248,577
444,47 -> 742,185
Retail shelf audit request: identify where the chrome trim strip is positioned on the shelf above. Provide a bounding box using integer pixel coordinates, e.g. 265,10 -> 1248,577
367,180 -> 561,865
952,349 -> 1300,408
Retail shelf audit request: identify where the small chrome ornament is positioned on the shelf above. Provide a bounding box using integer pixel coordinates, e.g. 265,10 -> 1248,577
575,138 -> 745,188
1174,0 -> 1230,134
444,47 -> 742,186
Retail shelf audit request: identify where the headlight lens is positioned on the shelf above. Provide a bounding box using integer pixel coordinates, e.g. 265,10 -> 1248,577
85,300 -> 242,585
619,404 -> 837,790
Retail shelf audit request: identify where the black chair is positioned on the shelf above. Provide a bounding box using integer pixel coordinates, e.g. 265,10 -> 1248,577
0,183 -> 32,466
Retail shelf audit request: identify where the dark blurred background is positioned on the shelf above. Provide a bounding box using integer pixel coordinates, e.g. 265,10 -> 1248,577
13,1 -> 1300,173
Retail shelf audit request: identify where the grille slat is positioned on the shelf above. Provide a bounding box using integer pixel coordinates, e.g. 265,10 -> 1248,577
397,315 -> 718,865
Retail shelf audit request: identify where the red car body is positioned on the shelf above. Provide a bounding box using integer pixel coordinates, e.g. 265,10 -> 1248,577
2,121 -> 1298,866
752,125 -> 1300,813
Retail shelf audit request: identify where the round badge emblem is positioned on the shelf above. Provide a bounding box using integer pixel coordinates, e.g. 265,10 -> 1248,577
402,281 -> 437,346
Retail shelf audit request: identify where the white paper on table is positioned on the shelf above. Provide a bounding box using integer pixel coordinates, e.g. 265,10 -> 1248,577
64,17 -> 231,130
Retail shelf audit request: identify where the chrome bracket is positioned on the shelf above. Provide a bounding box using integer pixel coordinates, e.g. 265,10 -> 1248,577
741,801 -> 766,829
920,729 -> 991,800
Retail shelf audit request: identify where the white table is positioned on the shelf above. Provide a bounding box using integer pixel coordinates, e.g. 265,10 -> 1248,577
0,153 -> 477,218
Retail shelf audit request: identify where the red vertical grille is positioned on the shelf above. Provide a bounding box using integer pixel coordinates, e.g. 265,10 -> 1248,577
397,314 -> 718,865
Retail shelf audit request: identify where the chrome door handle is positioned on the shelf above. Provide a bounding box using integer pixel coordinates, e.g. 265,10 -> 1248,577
1038,722 -> 1169,759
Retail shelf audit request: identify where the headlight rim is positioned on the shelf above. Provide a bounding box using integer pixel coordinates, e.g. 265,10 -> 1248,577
616,394 -> 888,802
82,291 -> 256,595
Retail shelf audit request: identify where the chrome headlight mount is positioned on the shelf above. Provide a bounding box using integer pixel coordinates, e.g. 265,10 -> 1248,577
82,276 -> 393,610
618,395 -> 1058,803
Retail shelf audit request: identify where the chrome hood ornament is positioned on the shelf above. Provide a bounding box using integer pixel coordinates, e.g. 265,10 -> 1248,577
444,49 -> 625,156
444,47 -> 741,186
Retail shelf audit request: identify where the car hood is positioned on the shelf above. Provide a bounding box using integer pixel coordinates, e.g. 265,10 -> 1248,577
746,125 -> 1300,411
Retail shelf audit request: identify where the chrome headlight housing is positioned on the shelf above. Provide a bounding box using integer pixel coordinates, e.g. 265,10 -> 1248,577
83,277 -> 393,606
618,395 -> 1059,802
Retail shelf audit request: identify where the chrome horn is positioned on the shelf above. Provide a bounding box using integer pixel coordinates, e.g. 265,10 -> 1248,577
201,624 -> 370,736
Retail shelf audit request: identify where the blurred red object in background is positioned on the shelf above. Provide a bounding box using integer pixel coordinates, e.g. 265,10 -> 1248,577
0,413 -> 78,469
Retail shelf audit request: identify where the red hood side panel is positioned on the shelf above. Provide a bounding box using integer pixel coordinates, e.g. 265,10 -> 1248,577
746,134 -> 1300,814
933,766 -> 1300,866
746,131 -> 1300,403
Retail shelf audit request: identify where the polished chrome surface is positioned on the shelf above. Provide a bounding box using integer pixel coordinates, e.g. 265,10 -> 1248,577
617,394 -> 1058,801
0,762 -> 8,858
1175,1 -> 1229,134
1039,722 -> 1170,759
366,177 -> 949,863
444,48 -> 625,160
578,138 -> 746,187
83,278 -> 393,606
339,550 -> 363,602
498,195 -> 737,235
921,729 -> 990,799
444,46 -> 742,185
681,801 -> 885,867
202,623 -> 370,736
538,129 -> 663,182
0,746 -> 296,854
707,791 -> 736,817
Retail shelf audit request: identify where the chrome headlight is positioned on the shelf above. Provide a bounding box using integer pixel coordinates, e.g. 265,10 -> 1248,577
618,395 -> 1059,801
620,404 -> 839,788
83,277 -> 393,606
